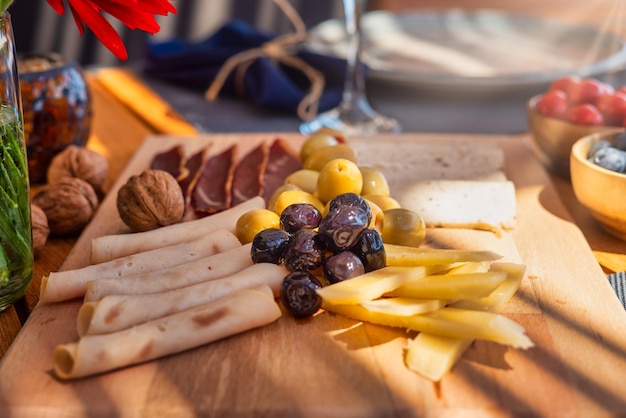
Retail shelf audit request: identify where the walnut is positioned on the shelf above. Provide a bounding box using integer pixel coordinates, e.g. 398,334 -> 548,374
30,204 -> 50,254
47,145 -> 109,193
117,169 -> 184,232
32,177 -> 99,236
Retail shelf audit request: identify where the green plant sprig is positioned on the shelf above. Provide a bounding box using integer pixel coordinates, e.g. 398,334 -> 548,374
0,106 -> 32,286
0,0 -> 13,15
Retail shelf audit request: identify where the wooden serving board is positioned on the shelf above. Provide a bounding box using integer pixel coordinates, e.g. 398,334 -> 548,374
1,133 -> 626,417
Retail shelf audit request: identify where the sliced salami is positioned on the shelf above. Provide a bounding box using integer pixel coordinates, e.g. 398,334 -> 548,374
150,145 -> 187,180
262,139 -> 302,203
231,142 -> 269,206
191,145 -> 237,216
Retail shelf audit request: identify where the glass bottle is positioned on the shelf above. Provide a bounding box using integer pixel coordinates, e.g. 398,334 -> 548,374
0,12 -> 33,310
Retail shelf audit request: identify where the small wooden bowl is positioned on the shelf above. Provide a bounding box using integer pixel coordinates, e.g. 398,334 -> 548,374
570,131 -> 626,241
527,95 -> 616,179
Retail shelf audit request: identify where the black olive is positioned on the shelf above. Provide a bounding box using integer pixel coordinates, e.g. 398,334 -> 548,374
280,271 -> 322,318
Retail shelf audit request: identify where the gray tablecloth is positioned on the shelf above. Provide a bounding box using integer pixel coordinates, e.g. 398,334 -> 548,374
139,71 -> 548,135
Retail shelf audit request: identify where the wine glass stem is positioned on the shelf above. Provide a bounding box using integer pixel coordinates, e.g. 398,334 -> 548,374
341,0 -> 368,110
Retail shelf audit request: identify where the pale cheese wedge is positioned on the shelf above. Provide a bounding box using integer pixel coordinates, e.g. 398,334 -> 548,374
393,179 -> 517,234
351,137 -> 517,234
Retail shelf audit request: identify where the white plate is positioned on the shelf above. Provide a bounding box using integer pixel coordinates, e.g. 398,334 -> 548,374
306,10 -> 626,88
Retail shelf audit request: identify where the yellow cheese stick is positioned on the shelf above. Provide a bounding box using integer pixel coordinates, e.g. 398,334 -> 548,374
323,302 -> 532,349
385,271 -> 507,300
360,297 -> 448,316
385,243 -> 502,267
316,265 -> 451,305
405,262 -> 526,381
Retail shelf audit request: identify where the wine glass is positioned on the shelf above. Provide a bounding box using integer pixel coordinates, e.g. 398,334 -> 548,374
299,0 -> 400,136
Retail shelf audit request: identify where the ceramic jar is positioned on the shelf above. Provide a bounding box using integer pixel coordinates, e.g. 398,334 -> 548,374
17,52 -> 92,184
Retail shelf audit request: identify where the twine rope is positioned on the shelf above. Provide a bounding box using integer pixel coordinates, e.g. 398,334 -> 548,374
204,0 -> 325,120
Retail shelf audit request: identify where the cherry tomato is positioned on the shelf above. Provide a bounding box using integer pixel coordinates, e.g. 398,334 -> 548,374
549,75 -> 581,96
600,82 -> 615,95
596,92 -> 626,126
566,103 -> 604,126
567,78 -> 605,105
536,90 -> 568,119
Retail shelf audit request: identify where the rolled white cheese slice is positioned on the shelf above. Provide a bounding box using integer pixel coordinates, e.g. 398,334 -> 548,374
40,228 -> 242,304
90,196 -> 265,264
54,285 -> 281,380
78,262 -> 288,336
83,243 -> 254,302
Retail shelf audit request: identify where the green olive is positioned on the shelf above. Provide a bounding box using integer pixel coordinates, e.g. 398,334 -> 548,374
316,158 -> 363,204
284,169 -> 319,194
362,197 -> 383,229
300,133 -> 340,163
362,194 -> 401,211
303,144 -> 358,171
359,166 -> 390,196
274,189 -> 325,215
380,208 -> 426,247
267,183 -> 300,213
236,209 -> 280,244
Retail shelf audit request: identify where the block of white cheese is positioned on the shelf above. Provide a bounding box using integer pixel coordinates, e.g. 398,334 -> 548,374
351,136 -> 516,234
352,136 -> 506,181
391,179 -> 517,234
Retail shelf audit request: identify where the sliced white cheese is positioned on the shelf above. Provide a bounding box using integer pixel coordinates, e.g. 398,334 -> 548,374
394,179 -> 517,234
351,137 -> 516,234
352,136 -> 506,181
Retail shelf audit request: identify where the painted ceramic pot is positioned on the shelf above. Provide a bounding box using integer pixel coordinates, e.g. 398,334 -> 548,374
17,53 -> 92,183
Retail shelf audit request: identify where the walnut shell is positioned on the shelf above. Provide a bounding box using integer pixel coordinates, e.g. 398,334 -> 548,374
32,177 -> 99,236
117,169 -> 184,232
47,145 -> 109,193
30,203 -> 50,254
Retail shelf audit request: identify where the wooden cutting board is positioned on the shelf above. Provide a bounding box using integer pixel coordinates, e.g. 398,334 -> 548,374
1,133 -> 625,417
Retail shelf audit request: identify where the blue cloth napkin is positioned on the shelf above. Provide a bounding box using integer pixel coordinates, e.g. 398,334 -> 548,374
142,19 -> 345,114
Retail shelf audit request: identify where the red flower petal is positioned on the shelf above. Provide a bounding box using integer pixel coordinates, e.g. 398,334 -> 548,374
67,0 -> 128,60
104,0 -> 177,15
45,0 -> 66,14
68,4 -> 86,36
45,0 -> 176,61
93,0 -> 161,33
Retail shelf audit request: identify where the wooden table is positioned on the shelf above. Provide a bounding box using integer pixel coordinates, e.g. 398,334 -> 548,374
1,67 -> 626,416
1,65 -> 625,358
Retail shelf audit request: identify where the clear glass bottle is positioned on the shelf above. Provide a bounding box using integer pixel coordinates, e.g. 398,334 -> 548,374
0,12 -> 33,310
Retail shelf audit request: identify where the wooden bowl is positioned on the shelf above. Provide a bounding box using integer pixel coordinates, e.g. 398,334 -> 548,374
570,131 -> 626,241
526,95 -> 616,179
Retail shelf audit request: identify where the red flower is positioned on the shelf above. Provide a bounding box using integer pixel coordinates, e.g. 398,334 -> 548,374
45,0 -> 177,61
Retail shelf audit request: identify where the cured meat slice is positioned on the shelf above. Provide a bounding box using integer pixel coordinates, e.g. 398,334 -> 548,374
262,139 -> 302,203
150,145 -> 187,180
191,145 -> 237,216
231,142 -> 269,206
180,148 -> 206,200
